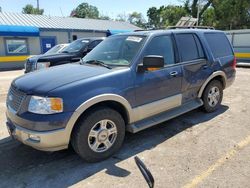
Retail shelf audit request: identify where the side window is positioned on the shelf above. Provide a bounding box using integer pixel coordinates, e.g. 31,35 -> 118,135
193,34 -> 205,58
144,35 -> 175,65
88,40 -> 102,49
205,33 -> 233,58
176,34 -> 201,62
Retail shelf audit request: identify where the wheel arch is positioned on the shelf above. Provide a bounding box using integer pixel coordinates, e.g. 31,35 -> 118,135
64,94 -> 133,144
198,71 -> 227,98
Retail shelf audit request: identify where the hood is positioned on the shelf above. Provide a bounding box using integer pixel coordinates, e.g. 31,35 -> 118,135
28,55 -> 42,61
14,63 -> 111,95
37,53 -> 76,61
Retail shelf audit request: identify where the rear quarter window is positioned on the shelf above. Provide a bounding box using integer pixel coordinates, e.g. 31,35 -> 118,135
175,33 -> 205,62
205,33 -> 233,58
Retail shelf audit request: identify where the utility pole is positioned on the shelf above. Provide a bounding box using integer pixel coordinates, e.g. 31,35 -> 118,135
196,0 -> 200,26
37,0 -> 40,10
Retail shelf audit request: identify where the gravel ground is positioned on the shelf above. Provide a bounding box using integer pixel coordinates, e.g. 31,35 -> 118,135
0,68 -> 249,188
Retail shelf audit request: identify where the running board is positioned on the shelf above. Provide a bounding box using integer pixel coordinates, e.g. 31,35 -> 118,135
127,99 -> 203,133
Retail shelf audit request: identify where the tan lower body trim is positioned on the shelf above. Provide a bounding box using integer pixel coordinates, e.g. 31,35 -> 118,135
131,94 -> 182,123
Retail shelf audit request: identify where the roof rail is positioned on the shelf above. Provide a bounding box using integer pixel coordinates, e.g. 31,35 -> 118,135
134,28 -> 166,32
167,26 -> 215,30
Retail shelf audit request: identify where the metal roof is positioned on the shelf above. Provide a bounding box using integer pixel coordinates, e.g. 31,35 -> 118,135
0,12 -> 141,32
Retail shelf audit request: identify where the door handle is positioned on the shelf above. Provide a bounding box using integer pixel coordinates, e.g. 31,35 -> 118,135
203,65 -> 209,69
170,71 -> 178,77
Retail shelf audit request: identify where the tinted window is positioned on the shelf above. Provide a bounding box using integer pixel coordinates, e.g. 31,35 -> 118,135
144,35 -> 175,65
194,34 -> 205,58
62,39 -> 89,53
88,40 -> 102,49
205,33 -> 233,58
176,34 -> 200,62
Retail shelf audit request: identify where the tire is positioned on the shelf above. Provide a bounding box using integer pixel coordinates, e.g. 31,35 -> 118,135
71,107 -> 125,162
202,80 -> 223,113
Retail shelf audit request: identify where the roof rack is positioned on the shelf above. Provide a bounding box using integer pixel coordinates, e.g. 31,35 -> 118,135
134,28 -> 166,32
167,26 -> 215,30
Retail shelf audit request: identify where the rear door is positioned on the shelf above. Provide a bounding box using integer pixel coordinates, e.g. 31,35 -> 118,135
41,37 -> 56,54
174,33 -> 211,103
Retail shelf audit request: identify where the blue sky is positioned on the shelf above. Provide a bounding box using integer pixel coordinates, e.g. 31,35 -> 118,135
0,0 -> 180,19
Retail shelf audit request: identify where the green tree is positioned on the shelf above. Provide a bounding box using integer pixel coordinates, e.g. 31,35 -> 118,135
128,12 -> 146,28
147,7 -> 162,28
147,5 -> 188,28
99,15 -> 111,20
71,3 -> 99,19
115,13 -> 128,22
212,0 -> 250,29
161,6 -> 188,26
22,4 -> 44,15
201,7 -> 216,27
184,0 -> 212,20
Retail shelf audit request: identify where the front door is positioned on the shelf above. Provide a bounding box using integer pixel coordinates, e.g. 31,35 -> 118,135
134,35 -> 183,119
41,37 -> 56,54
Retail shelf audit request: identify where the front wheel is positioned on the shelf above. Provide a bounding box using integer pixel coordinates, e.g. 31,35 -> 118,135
202,80 -> 223,113
71,107 -> 125,162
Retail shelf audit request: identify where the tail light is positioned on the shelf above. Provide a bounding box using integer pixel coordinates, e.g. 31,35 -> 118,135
232,56 -> 237,69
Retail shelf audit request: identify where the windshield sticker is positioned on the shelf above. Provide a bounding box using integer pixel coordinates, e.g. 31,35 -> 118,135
126,36 -> 142,43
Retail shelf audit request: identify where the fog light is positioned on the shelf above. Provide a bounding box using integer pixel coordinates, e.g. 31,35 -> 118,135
28,134 -> 40,142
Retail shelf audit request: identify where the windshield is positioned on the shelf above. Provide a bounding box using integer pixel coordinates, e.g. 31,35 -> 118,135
82,35 -> 146,66
44,44 -> 67,55
62,39 -> 89,53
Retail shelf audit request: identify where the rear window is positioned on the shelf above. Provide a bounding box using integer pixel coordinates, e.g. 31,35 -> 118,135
205,33 -> 233,58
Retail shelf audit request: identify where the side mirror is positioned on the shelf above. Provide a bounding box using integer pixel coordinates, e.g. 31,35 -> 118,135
138,55 -> 164,72
134,156 -> 154,188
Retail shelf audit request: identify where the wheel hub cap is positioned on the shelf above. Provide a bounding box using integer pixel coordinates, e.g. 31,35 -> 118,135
98,130 -> 109,142
88,119 -> 117,153
208,86 -> 220,107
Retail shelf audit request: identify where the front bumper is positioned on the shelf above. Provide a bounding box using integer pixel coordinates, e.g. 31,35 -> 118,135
6,107 -> 73,151
6,119 -> 69,151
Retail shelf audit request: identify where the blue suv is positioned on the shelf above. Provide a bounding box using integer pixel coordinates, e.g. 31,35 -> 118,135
6,29 -> 236,162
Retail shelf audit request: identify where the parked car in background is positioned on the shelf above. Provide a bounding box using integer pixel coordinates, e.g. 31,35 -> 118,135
24,37 -> 105,73
6,29 -> 235,162
43,43 -> 69,55
25,43 -> 68,73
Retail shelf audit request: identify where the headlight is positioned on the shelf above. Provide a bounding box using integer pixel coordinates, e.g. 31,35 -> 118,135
36,62 -> 50,70
28,96 -> 63,114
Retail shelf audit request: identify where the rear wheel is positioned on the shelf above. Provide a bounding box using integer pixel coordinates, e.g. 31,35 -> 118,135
202,80 -> 223,113
71,107 -> 125,162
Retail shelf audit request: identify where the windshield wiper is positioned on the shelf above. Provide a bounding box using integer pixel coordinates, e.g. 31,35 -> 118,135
83,60 -> 112,69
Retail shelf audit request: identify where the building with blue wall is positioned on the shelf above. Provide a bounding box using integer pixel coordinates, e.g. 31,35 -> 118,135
0,12 -> 139,70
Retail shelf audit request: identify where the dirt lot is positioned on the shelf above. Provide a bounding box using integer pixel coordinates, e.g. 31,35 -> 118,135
0,68 -> 249,188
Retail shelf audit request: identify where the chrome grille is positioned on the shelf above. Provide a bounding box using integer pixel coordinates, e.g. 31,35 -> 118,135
7,85 -> 26,112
